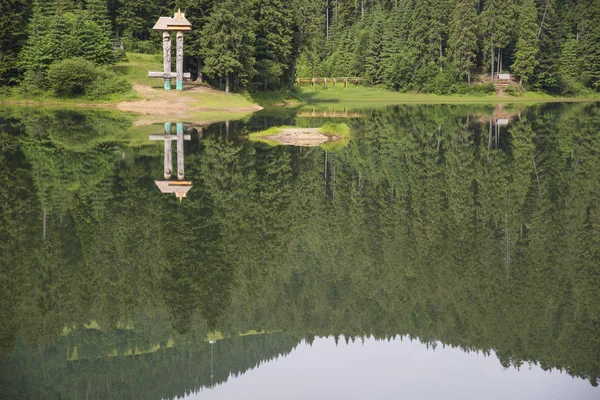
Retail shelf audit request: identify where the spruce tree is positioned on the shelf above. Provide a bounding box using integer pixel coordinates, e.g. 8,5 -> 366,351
531,0 -> 561,92
364,5 -> 386,84
0,0 -> 28,85
512,0 -> 539,84
19,0 -> 58,73
448,0 -> 478,83
177,0 -> 214,81
479,0 -> 516,77
253,0 -> 294,89
579,0 -> 600,90
200,0 -> 256,92
85,0 -> 111,29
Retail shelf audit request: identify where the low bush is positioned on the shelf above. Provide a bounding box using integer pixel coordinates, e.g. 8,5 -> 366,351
46,57 -> 130,99
47,58 -> 98,96
20,70 -> 51,96
505,84 -> 522,96
468,82 -> 496,95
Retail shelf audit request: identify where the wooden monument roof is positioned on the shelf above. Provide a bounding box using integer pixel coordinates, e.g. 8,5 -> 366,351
153,9 -> 192,31
155,180 -> 193,202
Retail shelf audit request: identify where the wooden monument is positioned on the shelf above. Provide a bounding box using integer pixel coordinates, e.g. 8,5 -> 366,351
148,9 -> 192,90
151,122 -> 192,202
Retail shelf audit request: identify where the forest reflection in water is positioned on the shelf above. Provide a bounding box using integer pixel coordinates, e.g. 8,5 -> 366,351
0,102 -> 599,399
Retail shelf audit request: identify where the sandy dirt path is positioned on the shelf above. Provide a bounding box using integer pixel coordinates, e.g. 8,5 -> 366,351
116,84 -> 262,116
264,128 -> 343,147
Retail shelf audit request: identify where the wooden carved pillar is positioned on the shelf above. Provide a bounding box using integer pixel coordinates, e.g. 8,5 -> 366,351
164,122 -> 172,179
176,31 -> 184,90
163,32 -> 172,90
177,122 -> 185,179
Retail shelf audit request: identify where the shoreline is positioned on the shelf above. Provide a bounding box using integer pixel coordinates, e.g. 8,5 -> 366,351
1,87 -> 597,118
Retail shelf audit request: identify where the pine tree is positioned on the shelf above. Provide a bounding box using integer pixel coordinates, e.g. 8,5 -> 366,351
364,5 -> 386,84
559,37 -> 581,81
382,0 -> 414,89
579,0 -> 600,90
19,0 -> 59,73
532,0 -> 561,92
254,0 -> 294,89
200,0 -> 256,92
512,0 -> 539,84
479,0 -> 516,77
177,0 -> 214,81
448,0 -> 478,83
74,18 -> 115,65
85,0 -> 111,29
0,0 -> 28,85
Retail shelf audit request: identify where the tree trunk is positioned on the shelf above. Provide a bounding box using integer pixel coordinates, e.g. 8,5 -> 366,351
439,39 -> 443,71
197,56 -> 202,83
490,41 -> 495,80
361,0 -> 365,19
326,2 -> 329,39
498,48 -> 502,73
538,0 -> 550,38
225,74 -> 230,93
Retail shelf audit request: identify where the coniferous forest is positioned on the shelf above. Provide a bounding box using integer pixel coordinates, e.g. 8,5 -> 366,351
1,0 -> 600,95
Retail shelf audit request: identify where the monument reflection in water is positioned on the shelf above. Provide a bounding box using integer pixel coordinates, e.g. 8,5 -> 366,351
150,122 -> 192,202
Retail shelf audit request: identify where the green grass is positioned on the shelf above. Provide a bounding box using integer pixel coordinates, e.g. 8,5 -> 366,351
248,125 -> 292,138
320,122 -> 350,138
295,86 -> 599,108
245,89 -> 302,108
114,53 -> 164,88
248,126 -> 290,146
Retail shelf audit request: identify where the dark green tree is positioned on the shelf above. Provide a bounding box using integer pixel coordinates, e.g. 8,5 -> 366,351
448,0 -> 478,83
0,0 -> 29,85
200,0 -> 256,92
579,0 -> 600,90
512,0 -> 539,84
253,0 -> 294,89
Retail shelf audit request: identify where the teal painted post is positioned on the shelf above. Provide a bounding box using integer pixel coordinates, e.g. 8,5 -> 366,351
176,80 -> 183,90
165,80 -> 172,90
165,122 -> 172,134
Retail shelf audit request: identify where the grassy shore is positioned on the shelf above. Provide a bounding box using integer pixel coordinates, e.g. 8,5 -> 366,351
0,53 -> 259,116
294,86 -> 600,107
1,53 -> 598,122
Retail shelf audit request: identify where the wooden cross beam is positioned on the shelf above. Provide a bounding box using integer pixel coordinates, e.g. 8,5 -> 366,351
149,122 -> 190,179
148,72 -> 192,79
148,134 -> 192,140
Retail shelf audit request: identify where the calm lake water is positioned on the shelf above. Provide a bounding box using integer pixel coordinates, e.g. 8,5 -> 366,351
0,103 -> 599,399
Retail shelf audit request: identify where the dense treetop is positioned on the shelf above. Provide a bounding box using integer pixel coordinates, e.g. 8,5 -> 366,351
1,0 -> 600,94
